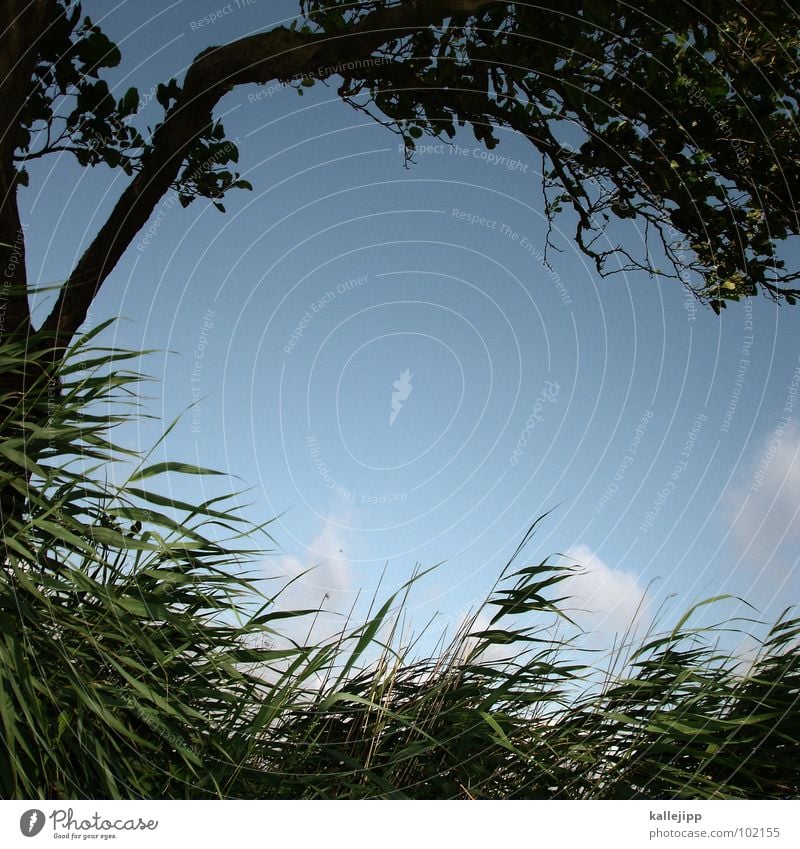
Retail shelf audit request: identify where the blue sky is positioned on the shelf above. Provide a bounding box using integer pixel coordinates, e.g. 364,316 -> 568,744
22,0 -> 800,654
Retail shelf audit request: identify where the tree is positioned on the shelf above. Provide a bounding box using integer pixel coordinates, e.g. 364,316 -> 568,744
1,1 -> 799,429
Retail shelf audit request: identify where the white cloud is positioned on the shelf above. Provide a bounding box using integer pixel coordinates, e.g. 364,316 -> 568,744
264,521 -> 355,647
723,419 -> 800,592
563,544 -> 650,639
441,546 -> 650,661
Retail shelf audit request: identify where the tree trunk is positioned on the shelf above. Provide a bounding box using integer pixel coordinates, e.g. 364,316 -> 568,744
0,1 -> 52,546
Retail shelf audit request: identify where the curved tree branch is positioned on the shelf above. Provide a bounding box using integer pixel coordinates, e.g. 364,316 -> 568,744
41,0 -> 496,351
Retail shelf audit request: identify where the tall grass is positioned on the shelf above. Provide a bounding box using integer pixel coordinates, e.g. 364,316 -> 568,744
1,327 -> 798,799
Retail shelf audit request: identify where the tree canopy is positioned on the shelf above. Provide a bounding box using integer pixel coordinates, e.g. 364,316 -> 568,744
2,0 -> 800,358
